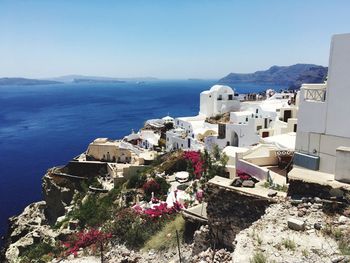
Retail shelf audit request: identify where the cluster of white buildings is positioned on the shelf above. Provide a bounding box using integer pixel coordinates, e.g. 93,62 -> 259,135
165,84 -> 298,154
79,33 -> 350,188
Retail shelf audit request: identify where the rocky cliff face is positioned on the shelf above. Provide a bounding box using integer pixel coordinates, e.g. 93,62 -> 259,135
205,183 -> 273,250
42,172 -> 75,224
1,170 -> 76,262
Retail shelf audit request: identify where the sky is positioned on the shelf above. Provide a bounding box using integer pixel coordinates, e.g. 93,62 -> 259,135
1,1 -> 350,79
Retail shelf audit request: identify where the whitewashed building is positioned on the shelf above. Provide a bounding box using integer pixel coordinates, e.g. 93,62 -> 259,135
293,33 -> 350,182
166,115 -> 217,151
199,85 -> 240,117
206,92 -> 298,150
166,84 -> 239,151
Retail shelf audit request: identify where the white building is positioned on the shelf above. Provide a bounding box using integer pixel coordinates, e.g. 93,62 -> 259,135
166,115 -> 218,151
166,84 -> 239,152
199,85 -> 240,117
293,33 -> 350,182
125,130 -> 161,150
206,92 -> 298,150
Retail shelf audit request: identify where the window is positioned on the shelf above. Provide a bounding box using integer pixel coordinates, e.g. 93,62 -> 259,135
228,94 -> 233,100
257,125 -> 262,131
256,109 -> 258,114
293,124 -> 297,132
218,123 -> 226,139
245,117 -> 248,122
262,131 -> 269,138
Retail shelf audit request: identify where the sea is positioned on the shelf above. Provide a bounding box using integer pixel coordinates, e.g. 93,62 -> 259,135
0,80 -> 286,246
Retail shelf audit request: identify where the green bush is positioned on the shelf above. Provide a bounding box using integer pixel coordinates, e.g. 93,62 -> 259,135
250,251 -> 267,263
72,187 -> 121,228
127,173 -> 147,189
20,242 -> 59,263
105,208 -> 165,249
154,176 -> 170,197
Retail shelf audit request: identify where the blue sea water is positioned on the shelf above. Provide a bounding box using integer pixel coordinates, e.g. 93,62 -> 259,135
0,80 -> 285,245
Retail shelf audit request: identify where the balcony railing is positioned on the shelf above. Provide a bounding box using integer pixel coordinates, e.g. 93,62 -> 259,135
304,86 -> 326,102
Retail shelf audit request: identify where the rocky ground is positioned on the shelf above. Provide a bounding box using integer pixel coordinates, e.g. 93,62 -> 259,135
233,200 -> 349,263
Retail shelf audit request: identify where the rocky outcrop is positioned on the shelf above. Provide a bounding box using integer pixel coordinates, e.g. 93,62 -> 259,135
4,201 -> 56,261
205,183 -> 273,250
2,171 -> 77,262
191,225 -> 211,256
232,202 -> 346,263
42,172 -> 76,224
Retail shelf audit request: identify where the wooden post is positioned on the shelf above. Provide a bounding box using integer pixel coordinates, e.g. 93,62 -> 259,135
176,230 -> 181,263
100,241 -> 104,263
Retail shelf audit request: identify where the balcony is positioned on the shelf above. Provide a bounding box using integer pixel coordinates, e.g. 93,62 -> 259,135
302,84 -> 327,102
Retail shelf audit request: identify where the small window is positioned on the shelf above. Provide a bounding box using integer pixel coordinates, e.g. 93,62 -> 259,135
245,117 -> 248,122
293,124 -> 297,132
228,94 -> 233,100
257,125 -> 262,131
256,109 -> 258,114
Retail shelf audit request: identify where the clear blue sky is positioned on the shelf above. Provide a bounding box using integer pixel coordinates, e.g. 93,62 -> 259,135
1,1 -> 350,79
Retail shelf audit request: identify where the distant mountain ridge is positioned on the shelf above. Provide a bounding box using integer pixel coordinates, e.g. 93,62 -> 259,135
0,78 -> 62,86
72,78 -> 125,84
0,75 -> 158,86
218,64 -> 328,89
47,75 -> 158,83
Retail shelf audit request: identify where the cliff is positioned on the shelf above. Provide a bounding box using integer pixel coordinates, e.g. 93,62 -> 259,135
1,171 -> 77,262
218,64 -> 327,89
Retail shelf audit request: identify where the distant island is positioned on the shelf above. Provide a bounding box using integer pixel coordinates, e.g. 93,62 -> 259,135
218,64 -> 328,89
0,78 -> 62,86
73,78 -> 125,84
47,75 -> 158,83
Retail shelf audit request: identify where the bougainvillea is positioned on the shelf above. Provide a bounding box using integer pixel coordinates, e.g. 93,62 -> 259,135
142,179 -> 160,197
133,201 -> 183,219
183,151 -> 204,179
63,228 -> 112,257
236,170 -> 251,181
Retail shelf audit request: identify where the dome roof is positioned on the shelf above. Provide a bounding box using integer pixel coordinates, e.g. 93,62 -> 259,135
209,84 -> 234,93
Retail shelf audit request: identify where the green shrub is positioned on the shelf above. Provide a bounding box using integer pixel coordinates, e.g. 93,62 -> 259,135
127,173 -> 147,189
20,242 -> 59,263
250,251 -> 267,263
105,208 -> 166,249
282,238 -> 296,251
72,187 -> 121,228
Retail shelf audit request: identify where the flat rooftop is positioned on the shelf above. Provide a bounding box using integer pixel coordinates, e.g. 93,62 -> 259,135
208,176 -> 287,199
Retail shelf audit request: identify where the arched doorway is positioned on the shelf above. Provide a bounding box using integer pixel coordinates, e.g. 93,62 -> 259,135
231,131 -> 239,147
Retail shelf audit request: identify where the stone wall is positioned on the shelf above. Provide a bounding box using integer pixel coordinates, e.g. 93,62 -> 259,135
205,183 -> 273,250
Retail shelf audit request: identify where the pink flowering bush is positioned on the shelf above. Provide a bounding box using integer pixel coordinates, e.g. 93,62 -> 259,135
142,179 -> 160,197
63,228 -> 112,257
183,151 -> 204,179
236,170 -> 251,181
133,201 -> 183,219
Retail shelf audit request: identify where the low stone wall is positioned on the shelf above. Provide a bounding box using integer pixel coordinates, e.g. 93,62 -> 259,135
205,182 -> 273,250
288,177 -> 350,202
